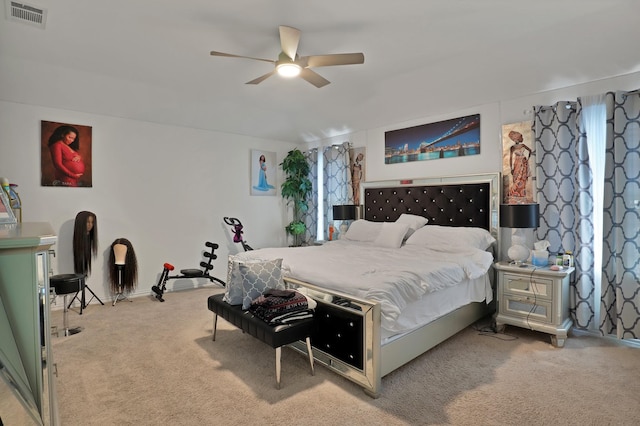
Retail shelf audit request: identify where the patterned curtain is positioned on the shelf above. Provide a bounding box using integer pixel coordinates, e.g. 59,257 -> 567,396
533,101 -> 597,330
303,149 -> 319,244
534,92 -> 640,342
601,91 -> 640,340
322,142 -> 352,240
533,101 -> 579,260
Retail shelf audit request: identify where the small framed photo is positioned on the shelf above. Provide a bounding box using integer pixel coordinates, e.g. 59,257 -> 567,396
0,190 -> 17,224
250,149 -> 277,196
350,147 -> 366,205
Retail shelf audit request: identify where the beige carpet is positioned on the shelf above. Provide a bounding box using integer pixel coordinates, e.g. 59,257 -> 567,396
50,286 -> 640,426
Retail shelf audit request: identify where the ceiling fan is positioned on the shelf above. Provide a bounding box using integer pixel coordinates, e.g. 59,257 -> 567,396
210,25 -> 365,88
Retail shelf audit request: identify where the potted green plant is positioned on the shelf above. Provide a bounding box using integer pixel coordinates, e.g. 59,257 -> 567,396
280,149 -> 312,246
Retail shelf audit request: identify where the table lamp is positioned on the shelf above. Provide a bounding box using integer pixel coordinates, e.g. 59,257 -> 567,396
500,203 -> 540,265
332,204 -> 362,237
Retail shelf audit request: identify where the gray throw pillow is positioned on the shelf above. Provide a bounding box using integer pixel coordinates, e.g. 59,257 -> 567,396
239,258 -> 285,310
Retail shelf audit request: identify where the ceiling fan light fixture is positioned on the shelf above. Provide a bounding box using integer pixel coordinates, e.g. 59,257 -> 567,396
276,62 -> 301,78
210,25 -> 364,87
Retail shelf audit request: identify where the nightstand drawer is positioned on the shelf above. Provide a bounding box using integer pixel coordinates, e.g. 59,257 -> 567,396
503,273 -> 553,300
501,294 -> 553,323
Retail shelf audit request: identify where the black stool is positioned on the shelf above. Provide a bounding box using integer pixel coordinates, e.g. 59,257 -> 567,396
50,274 -> 84,336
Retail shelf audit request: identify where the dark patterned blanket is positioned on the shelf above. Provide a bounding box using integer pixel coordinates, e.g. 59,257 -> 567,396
249,289 -> 313,324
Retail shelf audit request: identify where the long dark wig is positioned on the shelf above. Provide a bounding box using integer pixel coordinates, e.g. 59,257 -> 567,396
73,211 -> 98,276
108,238 -> 138,293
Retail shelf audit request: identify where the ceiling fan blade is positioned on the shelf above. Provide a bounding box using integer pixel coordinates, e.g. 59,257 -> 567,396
279,25 -> 301,60
299,68 -> 330,88
301,53 -> 365,68
246,70 -> 276,85
210,51 -> 274,64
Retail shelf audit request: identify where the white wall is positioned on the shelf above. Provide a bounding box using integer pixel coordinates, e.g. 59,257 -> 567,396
313,71 -> 640,260
0,101 -> 297,304
2,71 -> 638,305
345,71 -> 640,183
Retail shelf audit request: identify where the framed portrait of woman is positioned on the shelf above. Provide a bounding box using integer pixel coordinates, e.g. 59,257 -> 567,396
350,147 -> 366,205
502,121 -> 535,204
250,149 -> 277,196
41,120 -> 93,187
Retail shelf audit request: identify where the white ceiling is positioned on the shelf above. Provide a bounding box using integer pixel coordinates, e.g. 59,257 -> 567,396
2,0 -> 639,143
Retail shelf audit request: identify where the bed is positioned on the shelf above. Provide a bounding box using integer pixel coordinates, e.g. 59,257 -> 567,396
232,173 -> 500,397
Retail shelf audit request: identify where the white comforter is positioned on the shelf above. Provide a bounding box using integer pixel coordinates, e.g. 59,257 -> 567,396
234,240 -> 493,331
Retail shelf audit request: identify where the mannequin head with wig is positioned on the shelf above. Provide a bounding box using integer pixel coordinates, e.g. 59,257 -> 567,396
108,238 -> 138,293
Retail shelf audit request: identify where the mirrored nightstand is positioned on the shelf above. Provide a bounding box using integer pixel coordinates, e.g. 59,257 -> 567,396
494,261 -> 574,348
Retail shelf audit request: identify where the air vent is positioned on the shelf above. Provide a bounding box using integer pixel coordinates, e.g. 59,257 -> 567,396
5,0 -> 47,29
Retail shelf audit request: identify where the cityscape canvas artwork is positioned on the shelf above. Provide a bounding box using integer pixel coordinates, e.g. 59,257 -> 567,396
384,114 -> 480,164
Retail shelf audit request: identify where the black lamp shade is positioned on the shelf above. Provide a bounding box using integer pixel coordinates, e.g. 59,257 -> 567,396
332,204 -> 359,221
500,204 -> 540,228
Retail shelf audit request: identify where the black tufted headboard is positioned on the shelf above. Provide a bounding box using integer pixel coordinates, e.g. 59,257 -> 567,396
363,182 -> 491,231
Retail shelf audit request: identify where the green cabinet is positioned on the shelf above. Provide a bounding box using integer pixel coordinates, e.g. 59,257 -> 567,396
0,222 -> 58,425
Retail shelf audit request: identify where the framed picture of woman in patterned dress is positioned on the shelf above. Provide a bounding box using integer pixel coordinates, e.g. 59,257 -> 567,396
502,121 -> 535,204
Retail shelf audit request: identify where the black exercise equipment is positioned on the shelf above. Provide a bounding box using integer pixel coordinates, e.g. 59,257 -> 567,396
151,241 -> 224,302
224,217 -> 253,251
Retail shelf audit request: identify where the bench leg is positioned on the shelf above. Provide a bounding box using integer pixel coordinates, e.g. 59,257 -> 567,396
275,337 -> 313,389
306,337 -> 315,376
275,347 -> 282,389
212,314 -> 218,341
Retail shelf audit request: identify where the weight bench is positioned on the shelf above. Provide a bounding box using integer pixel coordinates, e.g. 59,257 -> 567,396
207,293 -> 316,389
152,241 -> 225,302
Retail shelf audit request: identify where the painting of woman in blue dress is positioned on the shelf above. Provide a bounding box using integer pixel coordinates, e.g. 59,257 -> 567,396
251,150 -> 276,196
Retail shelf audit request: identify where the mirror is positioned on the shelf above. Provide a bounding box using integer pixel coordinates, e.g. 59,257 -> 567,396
0,358 -> 42,425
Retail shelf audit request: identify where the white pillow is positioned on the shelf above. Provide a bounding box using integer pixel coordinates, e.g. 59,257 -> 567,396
373,222 -> 410,248
404,225 -> 496,250
395,213 -> 429,239
343,220 -> 383,242
222,255 -> 244,305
